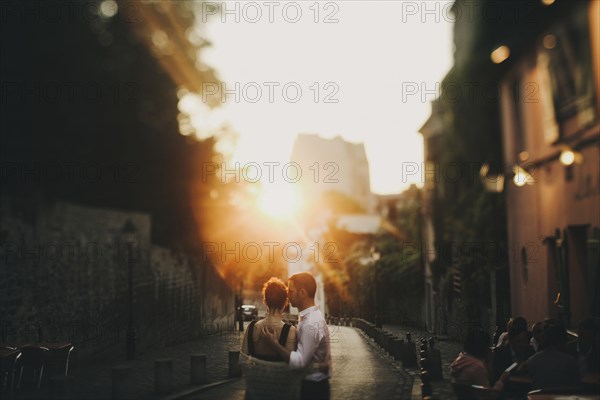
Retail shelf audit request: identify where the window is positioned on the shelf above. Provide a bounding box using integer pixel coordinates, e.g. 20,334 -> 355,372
541,5 -> 596,139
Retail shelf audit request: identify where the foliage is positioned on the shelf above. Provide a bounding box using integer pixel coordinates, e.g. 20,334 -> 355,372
0,0 -> 223,256
321,189 -> 424,323
433,53 -> 509,322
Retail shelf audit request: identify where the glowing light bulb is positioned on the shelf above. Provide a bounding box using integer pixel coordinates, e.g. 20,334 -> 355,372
559,150 -> 575,166
491,46 -> 510,64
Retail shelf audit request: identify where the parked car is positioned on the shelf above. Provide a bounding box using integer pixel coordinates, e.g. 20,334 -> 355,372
240,305 -> 258,321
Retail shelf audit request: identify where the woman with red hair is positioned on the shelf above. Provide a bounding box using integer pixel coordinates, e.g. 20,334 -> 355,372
241,277 -> 297,361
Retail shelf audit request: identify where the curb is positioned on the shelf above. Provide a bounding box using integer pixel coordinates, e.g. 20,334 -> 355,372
354,327 -> 415,400
156,378 -> 240,400
410,376 -> 421,400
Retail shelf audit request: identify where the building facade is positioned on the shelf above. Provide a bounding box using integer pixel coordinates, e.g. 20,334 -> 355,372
291,134 -> 373,212
498,0 -> 600,327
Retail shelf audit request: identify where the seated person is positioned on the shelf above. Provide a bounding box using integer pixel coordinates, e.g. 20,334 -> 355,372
241,277 -> 297,361
522,318 -> 580,390
450,328 -> 508,390
493,322 -> 506,347
496,316 -> 529,348
530,321 -> 544,352
492,316 -> 535,382
567,316 -> 600,375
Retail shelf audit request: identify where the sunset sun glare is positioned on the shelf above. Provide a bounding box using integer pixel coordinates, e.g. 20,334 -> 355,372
257,183 -> 301,219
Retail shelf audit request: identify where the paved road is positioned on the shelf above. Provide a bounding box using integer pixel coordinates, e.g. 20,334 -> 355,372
187,326 -> 410,400
384,323 -> 463,400
329,326 -> 408,400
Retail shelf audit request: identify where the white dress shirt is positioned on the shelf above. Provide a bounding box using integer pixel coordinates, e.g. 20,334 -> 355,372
289,305 -> 332,381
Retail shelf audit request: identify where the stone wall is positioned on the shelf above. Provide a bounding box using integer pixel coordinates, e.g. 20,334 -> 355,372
0,196 -> 234,361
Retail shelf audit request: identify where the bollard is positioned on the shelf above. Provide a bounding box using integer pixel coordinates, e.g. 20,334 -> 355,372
420,370 -> 432,397
111,365 -> 132,400
155,359 -> 173,394
384,333 -> 395,354
420,356 -> 429,372
428,348 -> 443,380
376,329 -> 385,348
49,375 -> 73,400
382,332 -> 390,351
428,337 -> 435,350
392,338 -> 404,361
400,341 -> 418,368
406,332 -> 412,343
228,350 -> 242,377
191,354 -> 207,384
381,331 -> 389,351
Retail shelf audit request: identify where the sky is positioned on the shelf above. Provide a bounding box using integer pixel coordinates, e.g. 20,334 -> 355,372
198,1 -> 454,194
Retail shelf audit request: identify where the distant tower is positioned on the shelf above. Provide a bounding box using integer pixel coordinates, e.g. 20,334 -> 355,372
290,134 -> 372,211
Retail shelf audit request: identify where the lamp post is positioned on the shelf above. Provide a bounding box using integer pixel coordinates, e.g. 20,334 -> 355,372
371,246 -> 381,329
237,279 -> 244,332
122,219 -> 137,360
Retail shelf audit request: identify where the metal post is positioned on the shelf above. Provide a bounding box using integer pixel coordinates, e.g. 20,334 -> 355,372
237,281 -> 244,332
371,246 -> 381,328
122,219 -> 137,361
126,242 -> 136,360
375,257 -> 382,329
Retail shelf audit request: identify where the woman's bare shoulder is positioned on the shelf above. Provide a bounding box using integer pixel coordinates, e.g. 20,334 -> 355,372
288,324 -> 297,338
254,318 -> 285,334
285,324 -> 298,350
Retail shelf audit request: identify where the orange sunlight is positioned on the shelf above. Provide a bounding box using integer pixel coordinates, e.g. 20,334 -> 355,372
256,182 -> 301,219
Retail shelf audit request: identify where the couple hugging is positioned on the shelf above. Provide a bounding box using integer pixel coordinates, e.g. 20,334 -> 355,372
240,272 -> 332,400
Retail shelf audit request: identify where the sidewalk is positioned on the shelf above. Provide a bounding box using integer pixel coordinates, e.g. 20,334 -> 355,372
13,330 -> 245,400
11,323 -> 459,400
383,324 -> 462,400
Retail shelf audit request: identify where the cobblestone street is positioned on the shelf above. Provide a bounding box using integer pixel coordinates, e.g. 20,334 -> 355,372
187,325 -> 411,400
8,318 -> 464,400
62,330 -> 243,400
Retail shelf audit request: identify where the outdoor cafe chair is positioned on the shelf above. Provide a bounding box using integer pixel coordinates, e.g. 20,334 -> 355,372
451,382 -> 501,400
0,346 -> 21,399
16,345 -> 49,389
39,343 -> 75,386
527,386 -> 600,399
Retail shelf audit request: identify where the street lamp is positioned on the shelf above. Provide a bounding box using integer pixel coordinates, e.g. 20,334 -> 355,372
237,279 -> 244,332
122,219 -> 137,360
371,246 -> 381,329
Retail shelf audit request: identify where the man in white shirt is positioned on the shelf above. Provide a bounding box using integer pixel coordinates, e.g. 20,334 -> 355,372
264,272 -> 332,400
